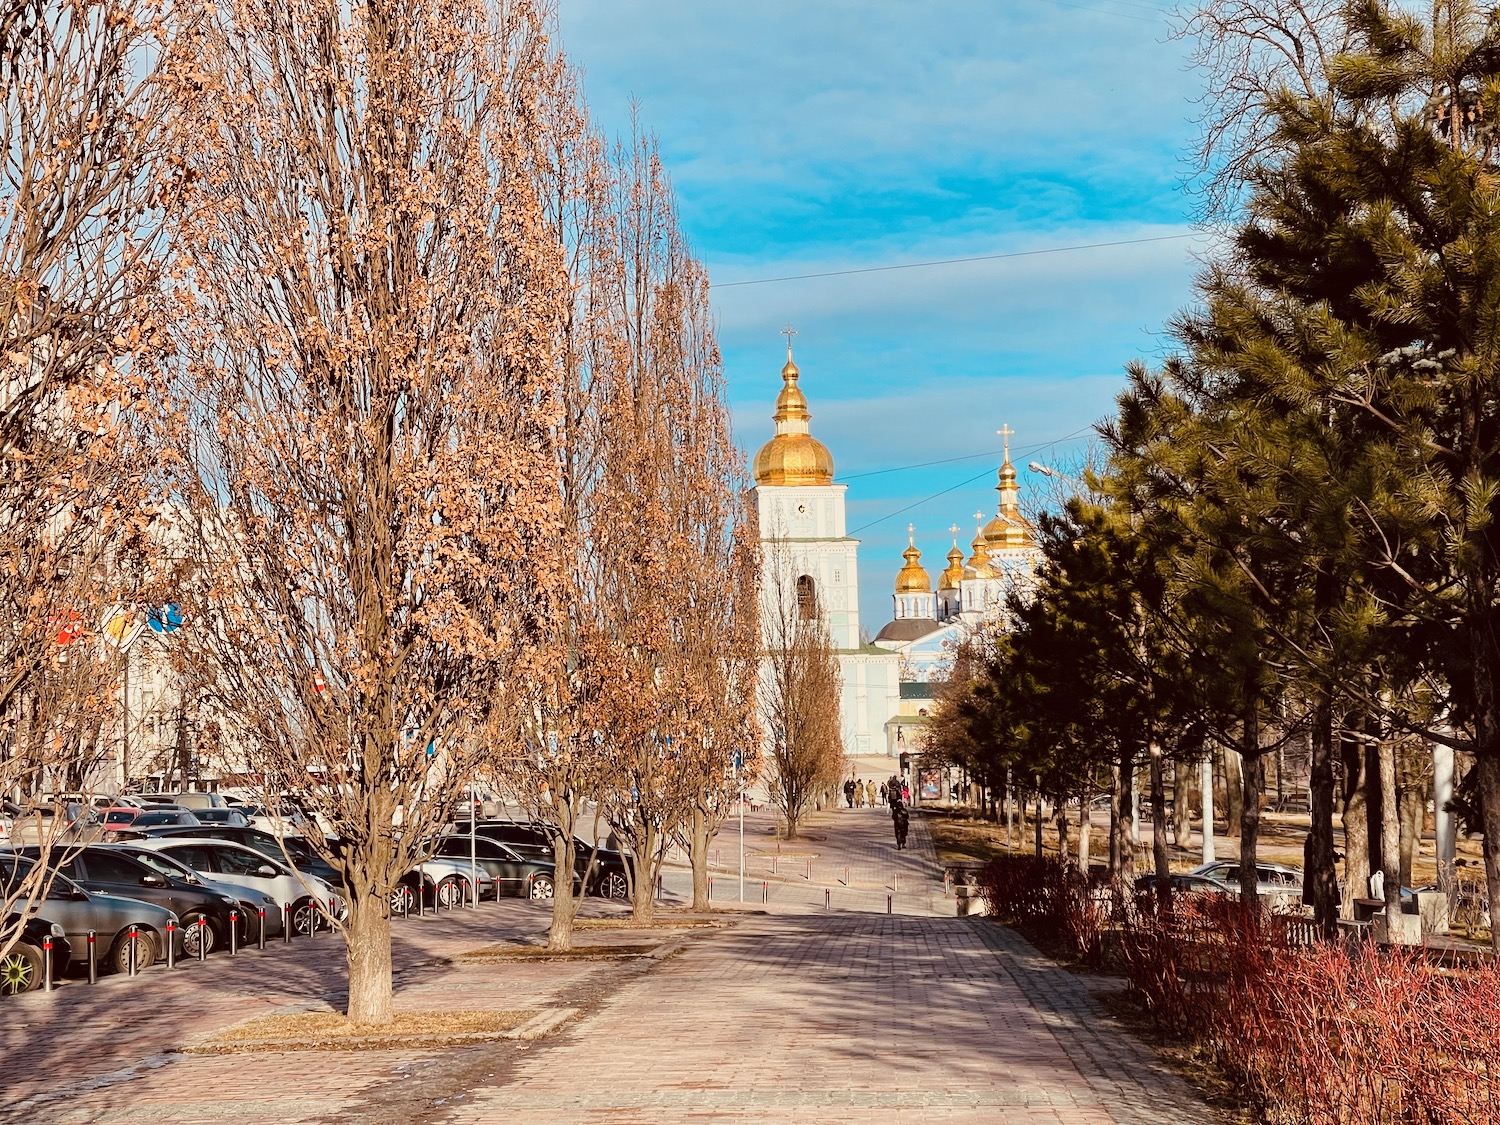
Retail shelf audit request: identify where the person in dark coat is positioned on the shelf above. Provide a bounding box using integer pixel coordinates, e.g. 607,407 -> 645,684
843,778 -> 857,808
891,800 -> 910,850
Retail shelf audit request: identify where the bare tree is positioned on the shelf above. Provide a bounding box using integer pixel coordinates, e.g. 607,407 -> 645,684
759,536 -> 844,840
1173,0 -> 1350,216
0,0 -> 179,965
158,0 -> 567,1024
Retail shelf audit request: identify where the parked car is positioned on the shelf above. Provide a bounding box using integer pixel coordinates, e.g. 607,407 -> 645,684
131,824 -> 344,887
113,844 -> 284,942
1134,872 -> 1232,896
453,821 -> 632,898
432,836 -> 576,901
132,838 -> 345,936
238,803 -> 311,835
188,808 -> 250,828
0,855 -> 179,973
16,844 -> 249,957
157,792 -> 232,812
103,807 -> 202,838
399,856 -> 494,909
1188,860 -> 1303,898
1,913 -> 71,994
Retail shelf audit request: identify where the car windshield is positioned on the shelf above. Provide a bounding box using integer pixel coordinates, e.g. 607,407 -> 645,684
104,810 -> 136,825
128,850 -> 201,884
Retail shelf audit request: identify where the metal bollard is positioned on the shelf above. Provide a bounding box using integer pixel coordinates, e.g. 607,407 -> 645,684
127,926 -> 139,977
762,880 -> 768,904
417,885 -> 425,917
708,876 -> 713,902
806,858 -> 811,880
229,911 -> 239,956
824,888 -> 830,910
283,903 -> 293,943
714,848 -> 720,870
41,936 -> 52,992
87,930 -> 97,984
887,894 -> 893,915
770,856 -> 777,875
257,908 -> 266,951
656,875 -> 663,901
844,866 -> 850,886
400,887 -> 409,919
197,917 -> 207,962
164,921 -> 175,970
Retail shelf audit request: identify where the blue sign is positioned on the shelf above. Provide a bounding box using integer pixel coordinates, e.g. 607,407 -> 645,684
147,604 -> 184,634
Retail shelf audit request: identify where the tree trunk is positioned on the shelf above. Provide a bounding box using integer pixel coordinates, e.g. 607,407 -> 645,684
630,824 -> 658,925
1033,788 -> 1043,859
344,893 -> 393,1025
1172,758 -> 1193,845
1303,683 -> 1339,935
1108,765 -> 1120,876
689,804 -> 710,911
1222,745 -> 1243,838
1055,799 -> 1068,859
1473,754 -> 1500,953
1377,732 -> 1401,919
1076,787 -> 1091,875
1340,724 -> 1369,920
1396,742 -> 1425,891
1237,691 -> 1262,914
1150,745 -> 1169,879
1113,751 -> 1136,886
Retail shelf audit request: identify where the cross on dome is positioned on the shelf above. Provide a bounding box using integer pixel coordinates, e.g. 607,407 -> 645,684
781,323 -> 798,360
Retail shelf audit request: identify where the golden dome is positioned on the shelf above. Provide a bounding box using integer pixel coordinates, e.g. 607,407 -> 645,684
895,537 -> 931,594
939,543 -> 965,590
752,356 -> 835,486
966,532 -> 997,579
983,422 -> 1035,550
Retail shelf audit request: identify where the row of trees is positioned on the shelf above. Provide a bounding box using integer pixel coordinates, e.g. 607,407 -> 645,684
930,0 -> 1500,949
2,0 -> 760,1021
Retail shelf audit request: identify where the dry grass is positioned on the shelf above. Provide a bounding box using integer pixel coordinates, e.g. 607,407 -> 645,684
193,1009 -> 533,1053
457,942 -> 660,961
575,916 -> 731,930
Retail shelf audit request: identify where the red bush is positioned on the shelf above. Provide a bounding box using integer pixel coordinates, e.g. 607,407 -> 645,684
977,855 -> 1108,965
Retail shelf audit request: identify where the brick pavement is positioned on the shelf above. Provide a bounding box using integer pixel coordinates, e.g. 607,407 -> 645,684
442,913 -> 1216,1125
3,806 -> 1223,1125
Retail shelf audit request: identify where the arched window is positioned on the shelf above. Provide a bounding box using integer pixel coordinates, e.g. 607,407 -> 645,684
796,574 -> 818,620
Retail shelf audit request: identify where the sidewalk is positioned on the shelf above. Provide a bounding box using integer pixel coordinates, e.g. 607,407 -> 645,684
658,800 -> 951,917
445,912 -> 1216,1125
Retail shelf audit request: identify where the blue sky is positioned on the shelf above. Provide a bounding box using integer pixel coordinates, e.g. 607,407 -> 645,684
557,0 -> 1213,633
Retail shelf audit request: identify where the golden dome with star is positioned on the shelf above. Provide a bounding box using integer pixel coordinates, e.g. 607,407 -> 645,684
752,355 -> 835,487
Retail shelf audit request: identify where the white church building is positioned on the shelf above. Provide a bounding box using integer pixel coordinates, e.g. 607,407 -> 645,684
751,344 -> 1042,759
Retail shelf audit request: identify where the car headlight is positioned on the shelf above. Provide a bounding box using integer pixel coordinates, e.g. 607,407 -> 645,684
50,923 -> 65,938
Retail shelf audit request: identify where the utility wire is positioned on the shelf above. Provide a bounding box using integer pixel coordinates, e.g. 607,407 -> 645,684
846,429 -> 1095,535
714,232 -> 1198,289
841,425 -> 1094,481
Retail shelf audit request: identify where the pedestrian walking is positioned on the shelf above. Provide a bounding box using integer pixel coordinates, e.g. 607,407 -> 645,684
878,782 -> 888,806
901,781 -> 911,804
864,779 -> 876,808
891,800 -> 910,850
843,778 -> 856,808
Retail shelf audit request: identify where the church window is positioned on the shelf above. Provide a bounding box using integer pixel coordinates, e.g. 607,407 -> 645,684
796,574 -> 818,620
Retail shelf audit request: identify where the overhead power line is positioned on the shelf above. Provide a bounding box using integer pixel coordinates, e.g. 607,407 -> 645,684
713,232 -> 1200,289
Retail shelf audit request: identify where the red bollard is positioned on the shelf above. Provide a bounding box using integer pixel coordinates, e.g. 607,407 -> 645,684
229,911 -> 239,956
824,888 -> 830,910
887,894 -> 893,915
197,916 -> 208,961
708,876 -> 713,902
128,926 -> 139,976
762,880 -> 768,904
257,908 -> 266,950
163,922 -> 174,970
87,930 -> 97,984
41,935 -> 52,992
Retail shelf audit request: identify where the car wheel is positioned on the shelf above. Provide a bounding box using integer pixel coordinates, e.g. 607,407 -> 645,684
180,913 -> 217,958
0,943 -> 42,994
529,874 -> 555,901
291,898 -> 322,936
434,876 -> 463,909
599,871 -> 628,900
389,883 -> 416,915
109,929 -> 157,974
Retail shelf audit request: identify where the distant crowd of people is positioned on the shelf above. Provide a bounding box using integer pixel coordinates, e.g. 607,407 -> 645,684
842,774 -> 911,850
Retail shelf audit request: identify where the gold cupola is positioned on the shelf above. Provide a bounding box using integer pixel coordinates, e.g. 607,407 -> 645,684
752,343 -> 835,487
939,528 -> 965,590
894,527 -> 931,593
966,514 -> 998,579
981,422 -> 1036,550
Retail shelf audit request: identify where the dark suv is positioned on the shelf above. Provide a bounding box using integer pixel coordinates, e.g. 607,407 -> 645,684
452,821 -> 631,898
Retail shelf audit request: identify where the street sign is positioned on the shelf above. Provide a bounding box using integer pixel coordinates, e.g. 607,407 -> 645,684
146,604 -> 184,634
